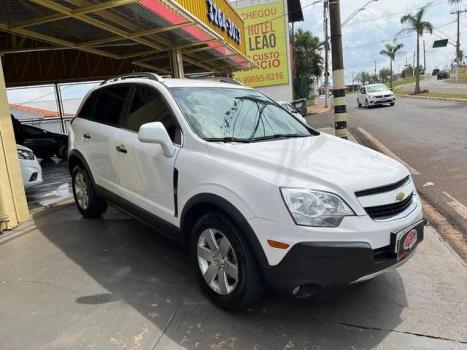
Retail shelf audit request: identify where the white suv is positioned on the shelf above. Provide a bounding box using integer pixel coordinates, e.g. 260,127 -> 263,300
68,73 -> 424,310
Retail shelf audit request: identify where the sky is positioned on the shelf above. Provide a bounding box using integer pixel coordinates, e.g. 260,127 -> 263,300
297,0 -> 466,84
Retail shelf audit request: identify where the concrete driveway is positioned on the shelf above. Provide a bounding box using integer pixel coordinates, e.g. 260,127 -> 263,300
0,204 -> 466,349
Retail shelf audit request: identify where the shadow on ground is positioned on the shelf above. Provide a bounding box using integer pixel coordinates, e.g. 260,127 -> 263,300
26,204 -> 409,349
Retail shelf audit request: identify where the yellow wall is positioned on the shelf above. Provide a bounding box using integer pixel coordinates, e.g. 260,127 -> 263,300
233,1 -> 289,88
175,0 -> 246,53
0,57 -> 29,230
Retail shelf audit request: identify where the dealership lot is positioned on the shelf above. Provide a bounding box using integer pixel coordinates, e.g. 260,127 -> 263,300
1,204 -> 465,349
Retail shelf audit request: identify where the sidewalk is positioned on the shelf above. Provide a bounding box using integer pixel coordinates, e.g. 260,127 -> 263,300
0,202 -> 466,349
307,95 -> 332,115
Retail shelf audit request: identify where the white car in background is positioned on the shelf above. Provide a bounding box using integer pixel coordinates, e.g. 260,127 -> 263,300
357,84 -> 395,108
17,144 -> 43,189
278,101 -> 307,124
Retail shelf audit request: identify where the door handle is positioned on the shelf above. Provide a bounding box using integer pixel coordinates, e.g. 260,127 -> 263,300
116,144 -> 127,154
83,132 -> 91,140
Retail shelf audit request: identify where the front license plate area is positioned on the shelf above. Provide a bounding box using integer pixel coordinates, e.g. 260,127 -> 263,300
391,220 -> 425,261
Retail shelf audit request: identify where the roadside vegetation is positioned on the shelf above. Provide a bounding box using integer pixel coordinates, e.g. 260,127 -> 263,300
447,67 -> 467,84
396,90 -> 467,100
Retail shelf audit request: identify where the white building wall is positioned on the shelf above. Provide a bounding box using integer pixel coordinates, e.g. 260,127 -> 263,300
230,0 -> 293,102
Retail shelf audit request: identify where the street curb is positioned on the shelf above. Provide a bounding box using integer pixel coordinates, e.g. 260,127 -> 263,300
352,127 -> 467,264
396,94 -> 467,102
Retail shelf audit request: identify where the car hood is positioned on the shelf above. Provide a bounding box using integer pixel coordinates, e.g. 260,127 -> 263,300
368,90 -> 393,96
206,133 -> 409,195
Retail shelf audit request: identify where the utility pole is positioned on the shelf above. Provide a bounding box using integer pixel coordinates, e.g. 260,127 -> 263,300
423,39 -> 426,72
329,0 -> 347,139
374,59 -> 377,81
451,9 -> 467,82
323,0 -> 329,108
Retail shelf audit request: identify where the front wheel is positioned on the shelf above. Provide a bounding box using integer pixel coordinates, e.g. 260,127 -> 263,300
357,98 -> 362,107
72,165 -> 107,218
365,99 -> 370,108
390,102 -> 395,106
190,212 -> 264,310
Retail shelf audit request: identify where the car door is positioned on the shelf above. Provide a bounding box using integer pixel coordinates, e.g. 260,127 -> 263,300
114,84 -> 182,225
75,84 -> 131,195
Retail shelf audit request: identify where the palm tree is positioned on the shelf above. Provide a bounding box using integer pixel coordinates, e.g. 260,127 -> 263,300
380,42 -> 403,89
400,7 -> 433,94
293,29 -> 323,98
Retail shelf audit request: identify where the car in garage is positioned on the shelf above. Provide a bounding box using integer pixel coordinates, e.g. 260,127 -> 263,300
357,84 -> 395,108
68,73 -> 424,310
17,144 -> 43,189
11,114 -> 68,160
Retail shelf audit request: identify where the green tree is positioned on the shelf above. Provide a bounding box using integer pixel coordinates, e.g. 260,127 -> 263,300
379,42 -> 404,88
379,68 -> 391,83
400,7 -> 433,94
293,29 -> 323,99
356,71 -> 371,85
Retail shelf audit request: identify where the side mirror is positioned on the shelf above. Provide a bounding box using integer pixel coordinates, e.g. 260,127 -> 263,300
138,122 -> 176,158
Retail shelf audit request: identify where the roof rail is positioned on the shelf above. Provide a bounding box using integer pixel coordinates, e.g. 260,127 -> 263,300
100,72 -> 164,86
190,76 -> 244,86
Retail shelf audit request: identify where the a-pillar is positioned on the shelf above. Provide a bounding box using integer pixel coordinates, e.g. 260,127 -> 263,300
170,49 -> 184,78
0,57 -> 29,230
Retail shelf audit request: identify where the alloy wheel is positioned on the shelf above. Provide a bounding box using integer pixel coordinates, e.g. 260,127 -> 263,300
74,171 -> 89,210
197,228 -> 239,295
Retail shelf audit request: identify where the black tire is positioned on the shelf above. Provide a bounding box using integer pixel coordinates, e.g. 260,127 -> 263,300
190,212 -> 264,310
58,144 -> 68,160
357,98 -> 362,107
72,164 -> 107,218
365,99 -> 370,108
390,102 -> 395,106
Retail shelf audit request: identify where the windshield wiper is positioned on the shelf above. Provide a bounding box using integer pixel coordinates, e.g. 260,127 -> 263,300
252,134 -> 309,141
204,137 -> 251,143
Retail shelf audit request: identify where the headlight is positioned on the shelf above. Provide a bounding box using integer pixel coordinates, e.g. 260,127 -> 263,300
17,149 -> 35,160
280,188 -> 355,227
368,95 -> 375,100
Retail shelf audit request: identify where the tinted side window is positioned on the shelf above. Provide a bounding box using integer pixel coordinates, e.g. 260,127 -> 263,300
124,85 -> 181,144
94,85 -> 129,126
77,91 -> 99,120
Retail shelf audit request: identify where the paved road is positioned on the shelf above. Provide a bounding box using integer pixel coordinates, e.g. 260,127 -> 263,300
0,205 -> 466,349
309,95 -> 467,238
399,74 -> 467,93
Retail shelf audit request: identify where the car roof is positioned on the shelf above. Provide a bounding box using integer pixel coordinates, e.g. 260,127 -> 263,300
99,77 -> 252,90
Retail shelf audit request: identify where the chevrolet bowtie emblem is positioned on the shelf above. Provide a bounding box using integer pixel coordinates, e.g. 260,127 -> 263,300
396,192 -> 405,202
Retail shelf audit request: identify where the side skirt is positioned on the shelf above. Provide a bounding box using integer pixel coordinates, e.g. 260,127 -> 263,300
95,185 -> 185,245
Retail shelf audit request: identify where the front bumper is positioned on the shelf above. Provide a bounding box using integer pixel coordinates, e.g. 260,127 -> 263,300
368,96 -> 395,105
263,224 -> 424,296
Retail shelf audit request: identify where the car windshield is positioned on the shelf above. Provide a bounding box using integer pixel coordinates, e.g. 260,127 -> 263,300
170,87 -> 311,142
366,84 -> 389,93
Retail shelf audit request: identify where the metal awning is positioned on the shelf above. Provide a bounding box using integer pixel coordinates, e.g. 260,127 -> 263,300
0,0 -> 254,85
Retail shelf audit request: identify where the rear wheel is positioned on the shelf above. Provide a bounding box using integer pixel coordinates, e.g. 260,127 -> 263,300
72,165 -> 107,218
190,212 -> 264,310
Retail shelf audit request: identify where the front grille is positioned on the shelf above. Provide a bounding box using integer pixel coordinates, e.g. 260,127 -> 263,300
384,94 -> 392,98
375,95 -> 383,98
355,176 -> 410,197
364,193 -> 414,220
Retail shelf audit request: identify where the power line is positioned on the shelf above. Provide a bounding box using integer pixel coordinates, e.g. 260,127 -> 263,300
343,0 -> 449,27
